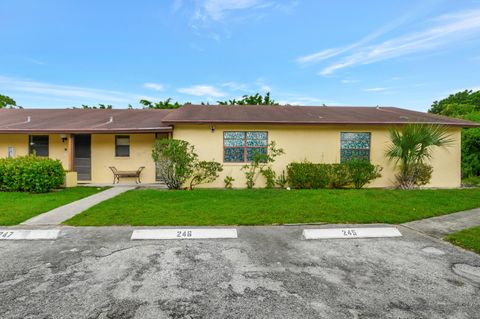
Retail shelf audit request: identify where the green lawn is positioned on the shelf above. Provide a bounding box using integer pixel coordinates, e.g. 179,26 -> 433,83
0,187 -> 106,225
445,226 -> 480,254
64,188 -> 480,226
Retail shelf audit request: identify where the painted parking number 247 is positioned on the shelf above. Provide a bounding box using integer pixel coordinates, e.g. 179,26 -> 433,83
0,231 -> 14,239
341,229 -> 358,237
177,230 -> 192,238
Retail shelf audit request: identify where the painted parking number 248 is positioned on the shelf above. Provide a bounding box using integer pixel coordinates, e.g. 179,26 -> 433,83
177,230 -> 192,238
341,229 -> 358,237
0,231 -> 14,239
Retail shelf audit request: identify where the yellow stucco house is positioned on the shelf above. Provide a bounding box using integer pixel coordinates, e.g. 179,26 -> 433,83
0,105 -> 477,188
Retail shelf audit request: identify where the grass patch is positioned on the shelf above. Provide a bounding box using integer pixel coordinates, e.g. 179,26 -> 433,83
445,226 -> 480,254
64,188 -> 480,226
0,187 -> 106,225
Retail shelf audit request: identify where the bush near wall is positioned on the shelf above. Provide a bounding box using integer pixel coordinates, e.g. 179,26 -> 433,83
287,161 -> 382,189
0,156 -> 65,193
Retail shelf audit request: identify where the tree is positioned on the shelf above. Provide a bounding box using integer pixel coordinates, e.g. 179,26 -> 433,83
217,92 -> 278,105
429,90 -> 480,115
0,94 -> 20,109
152,139 -> 197,189
140,98 -> 182,109
429,89 -> 480,178
152,139 -> 222,190
385,124 -> 453,189
81,104 -> 113,109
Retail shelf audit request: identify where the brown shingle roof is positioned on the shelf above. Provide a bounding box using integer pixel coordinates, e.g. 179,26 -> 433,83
0,109 -> 173,133
161,104 -> 479,127
0,105 -> 477,133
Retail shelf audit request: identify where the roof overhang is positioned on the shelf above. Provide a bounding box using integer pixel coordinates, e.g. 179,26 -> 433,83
0,127 -> 173,134
164,120 -> 479,128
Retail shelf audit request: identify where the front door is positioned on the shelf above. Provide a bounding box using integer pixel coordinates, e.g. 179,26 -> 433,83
74,134 -> 91,181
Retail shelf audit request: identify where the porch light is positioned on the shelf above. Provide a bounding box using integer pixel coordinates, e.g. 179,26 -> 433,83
60,134 -> 68,143
209,124 -> 215,133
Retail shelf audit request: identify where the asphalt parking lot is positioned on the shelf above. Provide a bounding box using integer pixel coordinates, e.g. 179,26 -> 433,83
0,226 -> 479,319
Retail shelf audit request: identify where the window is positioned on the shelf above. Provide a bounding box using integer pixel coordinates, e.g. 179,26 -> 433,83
115,135 -> 130,157
223,131 -> 268,162
340,132 -> 371,162
29,135 -> 49,156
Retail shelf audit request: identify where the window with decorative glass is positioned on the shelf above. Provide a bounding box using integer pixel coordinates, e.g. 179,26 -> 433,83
223,131 -> 268,162
340,132 -> 371,162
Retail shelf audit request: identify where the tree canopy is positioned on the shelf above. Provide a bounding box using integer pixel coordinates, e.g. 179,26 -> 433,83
0,94 -> 19,109
80,104 -> 113,109
217,92 -> 278,105
70,93 -> 280,110
429,89 -> 480,178
429,90 -> 480,116
140,98 -> 183,109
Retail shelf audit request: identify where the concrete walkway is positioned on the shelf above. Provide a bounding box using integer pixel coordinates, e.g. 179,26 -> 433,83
403,208 -> 480,238
22,186 -> 136,226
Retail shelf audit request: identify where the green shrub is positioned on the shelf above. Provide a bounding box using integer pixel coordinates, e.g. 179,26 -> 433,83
462,128 -> 480,178
462,176 -> 480,187
287,162 -> 331,189
275,170 -> 288,188
0,156 -> 65,193
260,167 -> 276,189
287,161 -> 382,189
152,139 -> 197,189
224,176 -> 235,189
395,162 -> 433,188
188,161 -> 223,190
345,159 -> 383,189
328,164 -> 351,188
241,141 -> 284,188
152,139 -> 223,190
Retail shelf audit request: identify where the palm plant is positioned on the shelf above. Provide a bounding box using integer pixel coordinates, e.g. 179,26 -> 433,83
385,124 -> 453,189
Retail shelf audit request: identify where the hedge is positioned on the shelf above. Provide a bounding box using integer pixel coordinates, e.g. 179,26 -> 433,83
0,156 -> 65,193
287,160 -> 382,189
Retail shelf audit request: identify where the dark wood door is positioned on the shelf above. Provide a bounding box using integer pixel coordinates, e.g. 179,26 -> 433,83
74,134 -> 91,181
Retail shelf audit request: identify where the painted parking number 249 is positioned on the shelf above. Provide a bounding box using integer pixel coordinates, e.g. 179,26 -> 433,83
341,229 -> 358,237
0,231 -> 14,239
177,230 -> 192,238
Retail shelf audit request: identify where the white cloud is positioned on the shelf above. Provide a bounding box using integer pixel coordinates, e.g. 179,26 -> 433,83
297,9 -> 416,65
362,87 -> 389,92
297,48 -> 345,64
317,10 -> 480,75
0,75 -> 149,105
177,85 -> 226,97
221,81 -> 249,91
255,78 -> 272,92
196,0 -> 271,21
143,82 -> 164,91
341,79 -> 358,84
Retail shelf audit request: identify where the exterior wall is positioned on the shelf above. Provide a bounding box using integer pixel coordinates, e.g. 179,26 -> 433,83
0,133 -> 157,184
90,134 -> 157,183
173,124 -> 462,188
0,134 -> 69,168
0,126 -> 462,188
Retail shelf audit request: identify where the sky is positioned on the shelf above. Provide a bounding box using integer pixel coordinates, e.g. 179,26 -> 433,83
1,0 -> 480,111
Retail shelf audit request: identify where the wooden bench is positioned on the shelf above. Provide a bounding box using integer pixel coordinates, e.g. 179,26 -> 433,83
109,166 -> 145,184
